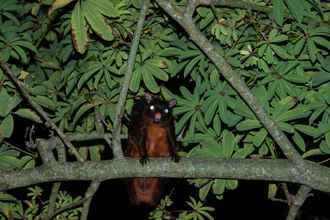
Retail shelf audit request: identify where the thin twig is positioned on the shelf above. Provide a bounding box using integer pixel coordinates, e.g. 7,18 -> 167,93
0,62 -> 84,162
286,185 -> 312,220
80,181 -> 101,220
36,139 -> 62,220
281,183 -> 293,205
111,0 -> 150,159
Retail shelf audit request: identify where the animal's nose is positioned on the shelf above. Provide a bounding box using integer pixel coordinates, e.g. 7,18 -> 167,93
154,112 -> 162,122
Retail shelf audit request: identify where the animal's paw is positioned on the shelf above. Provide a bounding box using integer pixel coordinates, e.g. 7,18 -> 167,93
139,156 -> 150,165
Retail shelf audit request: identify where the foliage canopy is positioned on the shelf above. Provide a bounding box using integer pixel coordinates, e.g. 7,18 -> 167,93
0,0 -> 329,219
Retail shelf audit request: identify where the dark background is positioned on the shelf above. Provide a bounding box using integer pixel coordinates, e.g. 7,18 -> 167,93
87,179 -> 330,220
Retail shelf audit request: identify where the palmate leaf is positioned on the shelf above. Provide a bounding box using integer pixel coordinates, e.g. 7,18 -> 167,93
144,60 -> 169,81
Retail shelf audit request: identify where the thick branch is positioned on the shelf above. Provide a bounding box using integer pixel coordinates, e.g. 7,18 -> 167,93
196,0 -> 272,13
111,0 -> 150,159
1,158 -> 329,192
155,1 -> 303,165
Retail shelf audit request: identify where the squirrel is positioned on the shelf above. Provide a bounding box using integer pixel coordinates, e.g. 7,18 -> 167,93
125,93 -> 178,205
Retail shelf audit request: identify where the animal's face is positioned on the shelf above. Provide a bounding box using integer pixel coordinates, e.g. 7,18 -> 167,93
143,94 -> 176,123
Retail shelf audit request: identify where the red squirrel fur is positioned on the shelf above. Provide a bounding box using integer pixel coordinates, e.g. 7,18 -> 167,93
125,93 -> 178,205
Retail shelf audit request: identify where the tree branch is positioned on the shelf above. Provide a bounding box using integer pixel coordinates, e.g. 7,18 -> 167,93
1,158 -> 329,193
80,181 -> 100,220
111,0 -> 150,159
286,185 -> 312,220
196,0 -> 272,13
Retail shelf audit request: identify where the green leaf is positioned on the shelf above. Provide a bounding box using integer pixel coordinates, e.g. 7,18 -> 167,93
307,39 -> 317,63
293,131 -> 306,152
72,103 -> 94,127
313,37 -> 330,51
273,0 -> 285,26
176,111 -> 194,134
212,179 -> 225,195
12,45 -> 28,63
325,132 -> 330,151
275,106 -> 311,122
79,147 -> 88,161
145,61 -> 169,81
320,140 -> 330,154
83,1 -> 113,41
311,70 -> 330,87
0,90 -> 21,117
71,1 -> 88,54
160,47 -> 182,56
88,0 -> 116,18
213,114 -> 221,136
225,179 -> 238,190
77,63 -> 102,89
130,66 -> 142,92
13,40 -> 37,53
234,102 -> 255,119
142,71 -> 159,93
89,145 -> 101,161
233,145 -> 254,158
0,114 -> 14,138
270,34 -> 288,43
199,181 -> 212,201
15,108 -> 42,123
222,130 -> 235,158
285,0 -> 304,23
0,155 -> 21,170
184,55 -> 201,76
252,128 -> 268,147
278,122 -> 295,133
271,45 -> 290,59
19,155 -> 34,169
293,38 -> 305,56
268,184 -> 278,199
295,124 -> 319,137
0,192 -> 18,202
236,119 -> 261,131
204,99 -> 218,124
32,96 -> 56,111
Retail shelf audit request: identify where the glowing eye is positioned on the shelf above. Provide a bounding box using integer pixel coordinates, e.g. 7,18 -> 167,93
164,108 -> 169,113
149,105 -> 155,110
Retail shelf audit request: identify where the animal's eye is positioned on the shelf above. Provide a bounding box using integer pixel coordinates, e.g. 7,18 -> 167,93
164,108 -> 169,113
149,105 -> 155,110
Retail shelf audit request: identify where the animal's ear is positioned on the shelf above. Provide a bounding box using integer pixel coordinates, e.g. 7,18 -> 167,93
144,92 -> 153,103
168,99 -> 176,108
